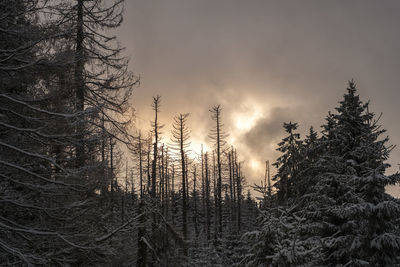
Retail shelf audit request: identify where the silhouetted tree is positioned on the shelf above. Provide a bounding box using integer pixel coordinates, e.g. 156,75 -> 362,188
170,113 -> 191,241
272,122 -> 302,205
209,105 -> 228,237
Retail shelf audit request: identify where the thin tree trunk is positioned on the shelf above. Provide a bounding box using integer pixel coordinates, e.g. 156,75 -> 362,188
185,154 -> 189,205
228,152 -> 234,231
110,136 -> 114,213
236,152 -> 241,232
216,117 -> 222,238
147,138 -> 151,195
139,131 -> 143,199
201,146 -> 206,236
181,144 -> 187,240
171,164 -> 175,225
231,148 -> 237,227
121,161 -> 128,223
75,0 -> 85,169
179,120 -> 188,256
165,148 -> 169,218
161,144 -> 165,214
205,152 -> 210,241
101,116 -> 107,196
136,200 -> 147,267
213,151 -> 217,241
193,166 -> 199,238
151,119 -> 158,199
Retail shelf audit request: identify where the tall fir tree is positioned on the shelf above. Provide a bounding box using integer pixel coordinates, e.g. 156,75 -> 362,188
245,81 -> 400,266
316,81 -> 400,266
272,122 -> 303,204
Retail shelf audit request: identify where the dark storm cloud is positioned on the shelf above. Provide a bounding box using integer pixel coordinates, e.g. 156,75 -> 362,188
117,0 -> 400,192
243,107 -> 306,157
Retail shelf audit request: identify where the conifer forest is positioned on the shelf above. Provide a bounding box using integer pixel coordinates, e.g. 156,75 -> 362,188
1,1 -> 400,266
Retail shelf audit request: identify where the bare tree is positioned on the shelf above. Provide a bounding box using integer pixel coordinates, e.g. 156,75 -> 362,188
234,150 -> 242,232
209,105 -> 228,237
138,131 -> 144,199
170,113 -> 191,240
192,165 -> 199,238
150,96 -> 162,198
204,152 -> 211,241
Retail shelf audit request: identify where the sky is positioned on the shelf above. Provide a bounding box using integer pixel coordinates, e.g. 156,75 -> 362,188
117,0 -> 400,196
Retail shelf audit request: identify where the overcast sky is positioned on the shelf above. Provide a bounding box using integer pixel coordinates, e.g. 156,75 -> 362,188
117,0 -> 400,195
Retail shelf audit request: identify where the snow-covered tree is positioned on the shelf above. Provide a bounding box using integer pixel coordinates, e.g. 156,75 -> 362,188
299,81 -> 400,266
293,126 -> 322,198
246,81 -> 400,266
315,81 -> 400,265
0,1 -> 140,265
273,122 -> 303,204
0,1 -> 104,264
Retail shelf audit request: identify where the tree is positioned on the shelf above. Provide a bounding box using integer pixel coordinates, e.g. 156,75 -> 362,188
151,96 -> 162,198
315,81 -> 400,265
192,165 -> 199,238
234,149 -> 242,232
0,1 -> 115,264
204,152 -> 211,241
170,113 -> 191,240
272,122 -> 303,204
209,105 -> 227,238
246,81 -> 400,266
295,126 -> 320,197
47,0 -> 138,176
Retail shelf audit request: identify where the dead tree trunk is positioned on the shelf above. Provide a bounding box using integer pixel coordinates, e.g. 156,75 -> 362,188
228,152 -> 234,231
193,166 -> 199,238
151,96 -> 161,199
139,131 -> 144,199
235,151 -> 241,232
201,146 -> 206,235
205,152 -> 211,241
209,105 -> 225,238
74,0 -> 85,169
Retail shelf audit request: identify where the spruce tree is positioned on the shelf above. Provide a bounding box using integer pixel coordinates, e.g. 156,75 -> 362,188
295,126 -> 320,197
272,122 -> 303,204
245,81 -> 400,266
317,81 -> 400,266
299,81 -> 400,266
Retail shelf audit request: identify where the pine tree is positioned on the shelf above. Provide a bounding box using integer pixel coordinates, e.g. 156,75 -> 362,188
296,81 -> 400,266
316,81 -> 400,265
246,81 -> 400,266
295,126 -> 320,197
272,122 -> 303,204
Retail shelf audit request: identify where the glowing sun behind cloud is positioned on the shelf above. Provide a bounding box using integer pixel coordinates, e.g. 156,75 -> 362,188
249,158 -> 262,171
233,104 -> 264,134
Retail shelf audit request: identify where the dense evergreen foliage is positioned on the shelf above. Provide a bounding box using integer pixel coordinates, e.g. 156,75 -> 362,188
245,81 -> 400,266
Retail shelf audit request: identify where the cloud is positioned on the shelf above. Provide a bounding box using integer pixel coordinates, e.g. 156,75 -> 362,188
244,107 -> 296,155
233,106 -> 306,182
118,0 -> 400,188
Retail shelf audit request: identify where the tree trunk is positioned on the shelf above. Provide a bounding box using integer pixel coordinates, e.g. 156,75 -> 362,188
236,154 -> 241,232
181,137 -> 187,240
193,167 -> 199,238
139,131 -> 143,199
74,0 -> 85,169
205,152 -> 211,241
